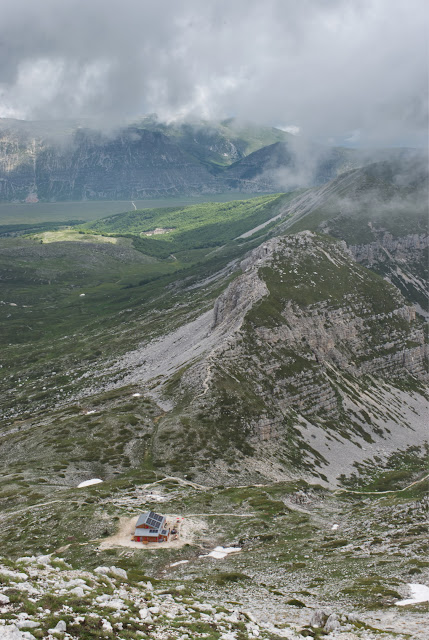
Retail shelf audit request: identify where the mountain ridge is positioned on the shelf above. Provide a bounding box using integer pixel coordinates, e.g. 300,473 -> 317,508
1,118 -> 424,203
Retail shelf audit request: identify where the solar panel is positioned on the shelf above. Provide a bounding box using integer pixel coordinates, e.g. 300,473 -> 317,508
149,512 -> 163,522
146,518 -> 157,528
144,512 -> 164,529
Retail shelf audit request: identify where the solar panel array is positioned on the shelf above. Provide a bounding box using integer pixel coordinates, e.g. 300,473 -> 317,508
146,511 -> 164,529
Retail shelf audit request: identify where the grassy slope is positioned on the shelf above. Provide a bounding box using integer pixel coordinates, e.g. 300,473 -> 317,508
81,194 -> 295,258
1,193 -> 295,422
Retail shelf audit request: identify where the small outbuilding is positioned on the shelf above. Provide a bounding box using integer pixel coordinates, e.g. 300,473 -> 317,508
133,511 -> 170,544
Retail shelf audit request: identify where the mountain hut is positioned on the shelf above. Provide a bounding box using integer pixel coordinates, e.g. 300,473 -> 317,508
133,511 -> 170,543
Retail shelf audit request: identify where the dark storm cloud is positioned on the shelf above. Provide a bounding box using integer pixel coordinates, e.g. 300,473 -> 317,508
0,0 -> 427,145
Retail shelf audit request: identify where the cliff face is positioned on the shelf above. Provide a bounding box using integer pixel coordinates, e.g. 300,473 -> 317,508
0,130 -> 38,201
0,127 -> 221,201
154,232 -> 427,484
0,119 -> 397,201
349,233 -> 428,317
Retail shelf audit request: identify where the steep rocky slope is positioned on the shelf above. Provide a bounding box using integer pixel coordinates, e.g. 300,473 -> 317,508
100,232 -> 427,486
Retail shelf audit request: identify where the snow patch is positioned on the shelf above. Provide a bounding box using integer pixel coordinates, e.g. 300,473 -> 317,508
169,560 -> 189,567
200,546 -> 241,559
77,478 -> 103,488
395,583 -> 429,606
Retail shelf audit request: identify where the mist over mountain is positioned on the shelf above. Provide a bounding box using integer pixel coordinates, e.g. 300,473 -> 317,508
1,117 -> 426,202
0,2 -> 428,638
0,1 -> 427,148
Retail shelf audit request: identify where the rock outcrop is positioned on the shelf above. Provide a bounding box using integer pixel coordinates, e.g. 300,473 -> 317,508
154,232 -> 428,484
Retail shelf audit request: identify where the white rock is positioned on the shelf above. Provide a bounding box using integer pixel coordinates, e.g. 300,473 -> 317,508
48,620 -> 66,634
0,570 -> 28,581
66,579 -> 87,588
35,555 -> 51,565
94,566 -> 109,576
193,603 -> 215,613
96,595 -> 110,602
69,587 -> 85,598
16,557 -> 36,565
0,594 -> 10,604
138,580 -> 153,591
0,626 -> 26,640
102,619 -> 113,632
310,610 -> 329,628
139,608 -> 149,620
148,605 -> 160,614
325,613 -> 341,633
69,581 -> 92,593
108,566 -> 127,580
104,598 -> 127,610
12,584 -> 39,596
246,622 -> 260,637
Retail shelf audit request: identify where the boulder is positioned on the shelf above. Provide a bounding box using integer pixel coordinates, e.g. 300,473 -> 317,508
0,626 -> 26,640
0,570 -> 28,582
108,566 -> 128,580
48,620 -> 66,634
310,609 -> 329,628
325,613 -> 341,633
102,620 -> 113,632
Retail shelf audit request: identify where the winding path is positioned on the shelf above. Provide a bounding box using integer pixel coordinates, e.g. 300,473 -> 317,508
333,473 -> 428,496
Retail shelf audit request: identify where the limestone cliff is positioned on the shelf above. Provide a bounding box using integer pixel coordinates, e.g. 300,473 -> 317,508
154,232 -> 428,485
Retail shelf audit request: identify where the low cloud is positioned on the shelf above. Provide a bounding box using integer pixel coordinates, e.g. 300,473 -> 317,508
0,0 -> 427,146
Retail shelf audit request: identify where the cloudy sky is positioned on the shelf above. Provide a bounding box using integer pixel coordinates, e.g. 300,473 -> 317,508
0,0 -> 427,146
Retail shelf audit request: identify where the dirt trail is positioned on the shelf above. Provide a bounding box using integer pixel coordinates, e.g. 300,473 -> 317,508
0,499 -> 65,521
142,475 -> 209,491
333,473 -> 429,496
185,512 -> 255,517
